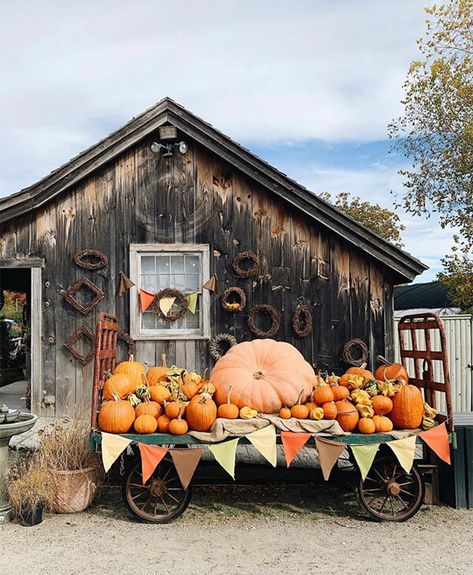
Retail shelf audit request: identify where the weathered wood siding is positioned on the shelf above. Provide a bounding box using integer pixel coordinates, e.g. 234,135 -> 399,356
0,136 -> 394,416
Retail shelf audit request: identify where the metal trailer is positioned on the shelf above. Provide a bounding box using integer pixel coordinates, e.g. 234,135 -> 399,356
89,312 -> 454,523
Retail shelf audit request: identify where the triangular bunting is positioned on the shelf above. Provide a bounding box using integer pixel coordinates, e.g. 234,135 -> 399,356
138,444 -> 168,484
419,422 -> 451,464
187,292 -> 198,314
350,443 -> 380,481
118,272 -> 135,296
281,431 -> 311,467
247,425 -> 277,467
159,296 -> 176,316
387,435 -> 417,473
208,438 -> 240,479
170,448 -> 203,489
101,433 -> 132,473
139,289 -> 156,312
315,437 -> 346,481
203,274 -> 218,294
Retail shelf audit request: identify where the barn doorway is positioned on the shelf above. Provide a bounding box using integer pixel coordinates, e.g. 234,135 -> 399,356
0,264 -> 42,413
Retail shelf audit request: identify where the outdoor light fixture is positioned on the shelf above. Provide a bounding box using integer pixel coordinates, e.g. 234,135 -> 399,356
150,140 -> 189,159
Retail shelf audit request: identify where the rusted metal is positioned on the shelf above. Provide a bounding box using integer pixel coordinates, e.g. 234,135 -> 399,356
398,312 -> 454,432
91,312 -> 118,428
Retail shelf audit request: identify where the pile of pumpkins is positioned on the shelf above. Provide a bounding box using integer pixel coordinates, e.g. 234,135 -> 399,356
277,361 -> 435,434
97,339 -> 437,436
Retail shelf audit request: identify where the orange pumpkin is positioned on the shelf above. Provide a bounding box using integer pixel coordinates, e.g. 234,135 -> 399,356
165,400 -> 186,419
169,407 -> 188,435
186,393 -> 217,432
102,372 -> 135,401
211,340 -> 315,413
181,379 -> 199,400
314,385 -> 334,405
331,385 -> 350,401
217,386 -> 239,419
149,384 -> 171,405
322,402 -> 338,420
279,406 -> 292,419
358,418 -> 376,434
375,361 -> 409,383
98,396 -> 135,434
114,355 -> 146,388
156,414 -> 171,433
135,400 -> 162,419
335,400 -> 359,432
372,395 -> 393,416
134,414 -> 158,434
346,365 -> 374,383
291,389 -> 310,419
147,353 -> 168,386
390,382 -> 423,429
373,415 -> 393,432
339,373 -> 364,390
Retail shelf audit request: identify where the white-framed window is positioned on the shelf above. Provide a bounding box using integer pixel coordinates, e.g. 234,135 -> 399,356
130,244 -> 210,340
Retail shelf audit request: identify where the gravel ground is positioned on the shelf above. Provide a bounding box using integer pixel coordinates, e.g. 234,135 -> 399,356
1,484 -> 471,575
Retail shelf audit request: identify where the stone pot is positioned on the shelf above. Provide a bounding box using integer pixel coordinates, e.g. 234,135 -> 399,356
51,467 -> 97,513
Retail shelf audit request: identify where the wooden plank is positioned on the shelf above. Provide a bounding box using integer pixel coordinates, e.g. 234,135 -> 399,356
349,250 -> 370,367
30,267 -> 43,414
330,239 -> 351,372
0,258 -> 44,268
369,263 -> 386,371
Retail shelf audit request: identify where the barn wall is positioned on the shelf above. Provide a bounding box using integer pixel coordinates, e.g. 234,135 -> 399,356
0,136 -> 393,416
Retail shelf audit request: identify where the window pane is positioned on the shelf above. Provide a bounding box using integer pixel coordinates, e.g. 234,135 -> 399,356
171,255 -> 185,274
142,312 -> 156,330
171,274 -> 186,290
155,274 -> 170,290
185,255 -> 200,274
156,255 -> 170,274
141,256 -> 155,274
185,274 -> 200,292
142,275 -> 157,292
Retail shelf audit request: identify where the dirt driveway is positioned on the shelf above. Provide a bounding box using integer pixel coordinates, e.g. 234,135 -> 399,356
1,484 -> 471,575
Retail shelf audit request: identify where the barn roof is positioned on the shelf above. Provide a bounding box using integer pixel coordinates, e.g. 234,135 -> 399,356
0,97 -> 426,283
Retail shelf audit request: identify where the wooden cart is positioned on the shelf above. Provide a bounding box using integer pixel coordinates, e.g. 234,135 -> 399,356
90,312 -> 454,523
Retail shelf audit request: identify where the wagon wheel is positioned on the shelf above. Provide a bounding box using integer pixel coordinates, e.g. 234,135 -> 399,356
122,452 -> 192,523
356,455 -> 424,522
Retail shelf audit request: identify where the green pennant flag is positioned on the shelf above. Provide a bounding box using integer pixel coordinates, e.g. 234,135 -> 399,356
208,438 -> 240,479
187,292 -> 198,314
350,443 -> 380,481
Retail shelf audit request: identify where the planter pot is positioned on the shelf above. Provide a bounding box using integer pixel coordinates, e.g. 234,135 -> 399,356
51,467 -> 97,513
20,503 -> 44,527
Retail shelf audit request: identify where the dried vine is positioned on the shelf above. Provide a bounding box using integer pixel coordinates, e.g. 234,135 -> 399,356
247,304 -> 282,338
232,250 -> 260,278
209,333 -> 238,361
341,339 -> 369,367
221,287 -> 247,312
154,288 -> 188,322
292,304 -> 313,337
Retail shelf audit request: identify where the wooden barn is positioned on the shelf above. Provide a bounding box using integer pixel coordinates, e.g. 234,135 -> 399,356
0,98 -> 426,417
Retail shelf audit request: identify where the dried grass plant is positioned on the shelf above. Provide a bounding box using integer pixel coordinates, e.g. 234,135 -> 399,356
7,458 -> 54,521
37,418 -> 101,473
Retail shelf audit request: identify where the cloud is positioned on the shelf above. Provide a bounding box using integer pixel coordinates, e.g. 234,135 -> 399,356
0,0 -> 429,197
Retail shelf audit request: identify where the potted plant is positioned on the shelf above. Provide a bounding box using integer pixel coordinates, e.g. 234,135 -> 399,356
7,459 -> 53,526
37,419 -> 101,513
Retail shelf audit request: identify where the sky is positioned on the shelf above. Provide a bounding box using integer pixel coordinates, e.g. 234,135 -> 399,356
0,0 -> 453,281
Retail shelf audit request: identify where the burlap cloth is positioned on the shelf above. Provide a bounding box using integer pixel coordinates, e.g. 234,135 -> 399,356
188,415 -> 421,443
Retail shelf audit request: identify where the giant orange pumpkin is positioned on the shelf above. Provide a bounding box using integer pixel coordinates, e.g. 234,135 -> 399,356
211,340 -> 316,413
390,383 -> 423,429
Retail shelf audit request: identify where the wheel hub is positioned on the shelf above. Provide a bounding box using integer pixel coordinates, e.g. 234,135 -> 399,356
385,479 -> 401,496
150,478 -> 167,497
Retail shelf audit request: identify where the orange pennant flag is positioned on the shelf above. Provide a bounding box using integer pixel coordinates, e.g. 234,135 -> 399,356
139,444 -> 168,484
281,431 -> 312,467
419,422 -> 451,464
315,437 -> 346,481
170,448 -> 203,489
139,289 -> 156,312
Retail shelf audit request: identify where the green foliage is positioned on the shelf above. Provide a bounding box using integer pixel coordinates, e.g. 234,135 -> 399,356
0,320 -> 15,368
438,236 -> 473,311
321,191 -> 405,247
0,291 -> 25,324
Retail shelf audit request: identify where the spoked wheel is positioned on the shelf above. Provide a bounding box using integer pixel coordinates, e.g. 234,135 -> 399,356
122,453 -> 192,523
356,455 -> 424,522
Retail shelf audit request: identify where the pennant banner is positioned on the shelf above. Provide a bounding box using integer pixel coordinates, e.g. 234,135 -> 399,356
203,274 -> 219,294
419,422 -> 451,464
315,437 -> 346,481
139,289 -> 156,312
139,444 -> 168,484
387,435 -> 417,473
119,272 -> 135,296
208,438 -> 240,479
281,431 -> 311,468
101,433 -> 131,473
187,292 -> 198,314
247,425 -> 277,467
351,443 -> 380,481
170,448 -> 203,489
159,296 -> 176,317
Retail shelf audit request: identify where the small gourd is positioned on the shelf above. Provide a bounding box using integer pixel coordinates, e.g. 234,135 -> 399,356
309,407 -> 324,420
169,407 -> 189,435
217,386 -> 239,419
279,405 -> 292,419
239,406 -> 258,419
290,389 -> 310,419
